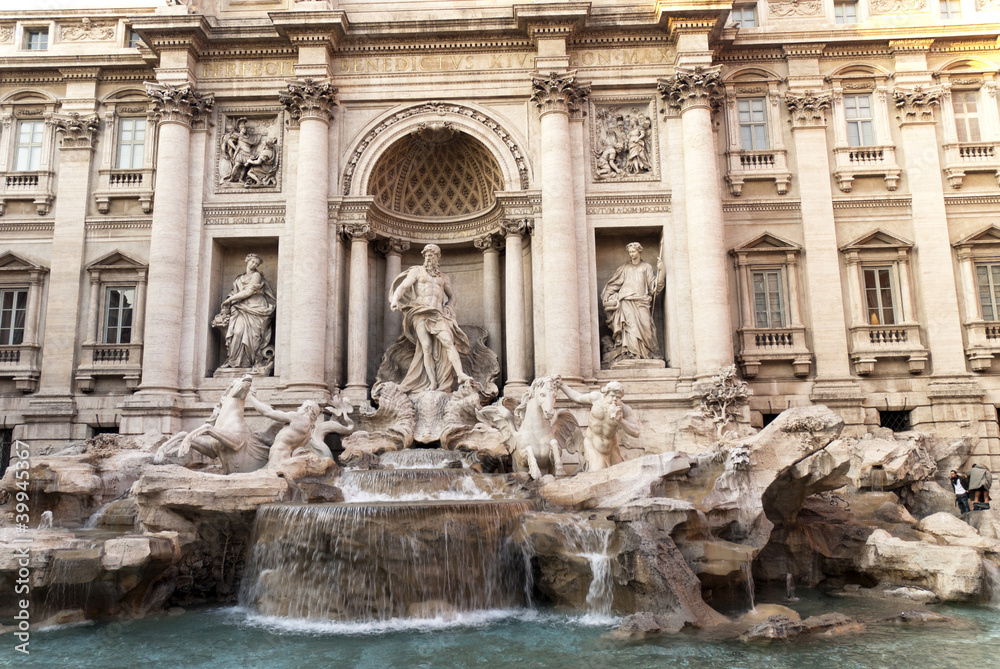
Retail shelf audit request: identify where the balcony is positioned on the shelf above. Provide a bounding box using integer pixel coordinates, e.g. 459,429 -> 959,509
737,326 -> 812,378
849,323 -> 927,375
942,142 -> 1000,189
93,168 -> 154,214
0,171 -> 55,215
832,146 -> 901,193
725,149 -> 792,196
0,344 -> 41,392
75,342 -> 143,392
963,321 -> 1000,371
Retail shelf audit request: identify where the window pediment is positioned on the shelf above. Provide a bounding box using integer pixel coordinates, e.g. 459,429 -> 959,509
841,229 -> 913,252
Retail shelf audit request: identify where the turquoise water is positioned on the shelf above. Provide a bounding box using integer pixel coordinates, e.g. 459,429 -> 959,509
6,596 -> 999,669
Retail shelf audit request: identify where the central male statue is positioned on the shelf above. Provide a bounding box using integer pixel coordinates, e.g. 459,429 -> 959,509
389,244 -> 472,393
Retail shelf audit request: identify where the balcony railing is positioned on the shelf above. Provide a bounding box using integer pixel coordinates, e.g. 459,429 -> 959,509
94,168 -> 154,214
849,323 -> 927,375
832,145 -> 901,193
943,141 -> 1000,189
76,341 -> 143,391
0,170 -> 55,216
963,321 -> 1000,371
0,344 -> 40,392
725,149 -> 791,196
737,326 -> 811,378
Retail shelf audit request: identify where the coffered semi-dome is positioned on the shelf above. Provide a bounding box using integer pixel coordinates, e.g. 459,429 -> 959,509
368,125 -> 505,219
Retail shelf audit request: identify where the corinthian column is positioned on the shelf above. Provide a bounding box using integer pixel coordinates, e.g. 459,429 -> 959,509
475,233 -> 503,371
343,223 -> 376,402
658,68 -> 733,377
139,83 -> 213,394
894,86 -> 967,374
530,71 -> 590,381
279,79 -> 337,393
502,219 -> 531,389
378,237 -> 409,351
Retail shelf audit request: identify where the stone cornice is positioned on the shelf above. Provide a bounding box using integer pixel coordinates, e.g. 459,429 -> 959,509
279,78 -> 338,123
657,66 -> 722,113
130,15 -> 213,58
145,81 -> 214,127
530,71 -> 590,117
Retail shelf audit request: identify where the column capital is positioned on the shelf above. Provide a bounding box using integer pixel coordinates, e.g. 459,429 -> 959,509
145,81 -> 214,128
54,113 -> 100,150
657,66 -> 722,113
340,222 -> 376,242
376,237 -> 410,256
474,234 -> 502,252
501,218 -> 534,238
280,78 -> 338,123
530,71 -> 590,117
785,90 -> 832,128
894,85 -> 941,126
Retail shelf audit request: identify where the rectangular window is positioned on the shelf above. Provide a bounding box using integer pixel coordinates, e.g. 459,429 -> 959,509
976,263 -> 1000,321
0,288 -> 27,346
863,266 -> 896,326
127,29 -> 142,49
835,1 -> 858,24
115,118 -> 146,169
879,410 -> 911,432
844,94 -> 875,147
738,98 -> 768,150
940,0 -> 961,18
752,270 -> 785,328
25,29 -> 47,51
952,90 -> 981,143
0,429 -> 11,479
103,286 -> 135,345
731,5 -> 757,28
14,120 -> 44,172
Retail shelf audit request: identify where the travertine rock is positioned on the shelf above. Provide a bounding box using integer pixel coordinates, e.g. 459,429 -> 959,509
612,611 -> 685,637
859,528 -> 983,601
843,434 -> 937,491
917,512 -> 1000,553
536,451 -> 694,509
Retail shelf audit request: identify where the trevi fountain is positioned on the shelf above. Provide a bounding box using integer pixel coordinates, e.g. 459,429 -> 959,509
1,245 -> 998,667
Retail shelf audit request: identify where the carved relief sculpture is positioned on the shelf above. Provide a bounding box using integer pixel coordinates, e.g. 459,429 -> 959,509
592,104 -> 655,180
62,18 -> 115,41
601,242 -> 665,365
218,116 -> 281,189
559,380 -> 639,472
768,0 -> 823,17
870,0 -> 927,11
388,244 -> 472,392
213,253 -> 276,375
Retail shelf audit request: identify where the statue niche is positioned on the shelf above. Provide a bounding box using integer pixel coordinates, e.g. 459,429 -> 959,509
213,252 -> 276,376
599,240 -> 666,368
217,115 -> 281,190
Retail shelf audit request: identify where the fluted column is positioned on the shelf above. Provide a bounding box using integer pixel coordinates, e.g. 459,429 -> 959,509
502,219 -> 531,388
343,223 -> 375,401
280,79 -> 337,392
530,71 -> 589,380
658,68 -> 733,377
138,83 -> 213,394
475,233 -> 503,372
378,237 -> 409,352
894,86 -> 968,374
785,90 -> 853,379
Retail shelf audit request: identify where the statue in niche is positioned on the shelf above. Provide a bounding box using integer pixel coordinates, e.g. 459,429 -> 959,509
220,117 -> 279,188
594,107 -> 653,179
601,242 -> 665,365
559,380 -> 640,472
388,244 -> 473,393
213,253 -> 276,375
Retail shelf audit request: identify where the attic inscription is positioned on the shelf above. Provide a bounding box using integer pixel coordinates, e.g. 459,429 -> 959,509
201,60 -> 296,78
336,52 -> 536,74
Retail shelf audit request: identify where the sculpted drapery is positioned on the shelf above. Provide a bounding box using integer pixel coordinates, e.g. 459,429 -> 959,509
601,242 -> 665,361
219,253 -> 276,371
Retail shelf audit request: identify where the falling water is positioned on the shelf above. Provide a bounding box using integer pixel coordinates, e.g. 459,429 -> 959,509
870,466 -> 886,493
82,498 -> 137,531
379,450 -> 467,470
240,500 -> 535,621
37,510 -> 54,529
336,469 -> 507,502
741,560 -> 756,611
983,559 -> 1000,609
785,573 -> 799,602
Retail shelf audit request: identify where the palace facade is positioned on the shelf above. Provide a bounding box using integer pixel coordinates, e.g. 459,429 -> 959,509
1,0 -> 1000,467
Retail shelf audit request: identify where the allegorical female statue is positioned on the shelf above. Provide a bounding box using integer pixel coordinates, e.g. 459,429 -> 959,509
214,253 -> 276,374
601,242 -> 665,363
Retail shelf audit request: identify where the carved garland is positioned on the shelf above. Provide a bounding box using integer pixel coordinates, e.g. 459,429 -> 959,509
768,0 -> 823,17
342,102 -> 530,196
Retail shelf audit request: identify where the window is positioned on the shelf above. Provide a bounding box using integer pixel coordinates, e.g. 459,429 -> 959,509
845,94 -> 875,147
940,0 -> 961,18
115,118 -> 146,169
127,29 -> 142,48
0,430 -> 11,478
752,270 -> 785,328
879,410 -> 911,432
24,29 -> 47,51
761,413 -> 780,428
863,266 -> 897,325
976,263 -> 1000,321
0,288 -> 27,346
952,90 -> 981,143
103,286 -> 135,344
738,98 -> 768,150
731,5 -> 757,27
14,120 -> 44,172
835,1 -> 858,24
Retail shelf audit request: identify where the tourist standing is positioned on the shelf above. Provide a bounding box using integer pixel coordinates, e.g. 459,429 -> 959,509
950,470 -> 970,514
968,463 -> 992,511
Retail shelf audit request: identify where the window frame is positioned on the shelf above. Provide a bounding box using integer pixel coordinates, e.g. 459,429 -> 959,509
13,119 -> 45,172
731,5 -> 758,28
737,97 -> 769,151
102,285 -> 136,345
951,88 -> 982,143
940,0 -> 961,19
834,1 -> 859,24
751,267 -> 786,329
23,27 -> 48,51
975,262 -> 1000,322
844,93 -> 876,147
0,287 -> 28,346
114,116 -> 147,170
862,265 -> 900,326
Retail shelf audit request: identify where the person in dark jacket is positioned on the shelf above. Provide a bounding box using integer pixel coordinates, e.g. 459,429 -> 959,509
950,470 -> 970,514
968,463 -> 992,510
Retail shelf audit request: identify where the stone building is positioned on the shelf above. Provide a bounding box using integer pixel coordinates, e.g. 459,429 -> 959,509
0,0 -> 999,468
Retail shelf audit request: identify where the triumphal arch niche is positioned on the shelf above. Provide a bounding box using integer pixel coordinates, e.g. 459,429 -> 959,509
338,102 -> 537,402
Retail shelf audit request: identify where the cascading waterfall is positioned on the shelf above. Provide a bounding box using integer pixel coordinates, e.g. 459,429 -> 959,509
336,469 -> 507,502
983,559 -> 1000,609
240,500 -> 535,621
378,450 -> 467,469
741,560 -> 756,611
